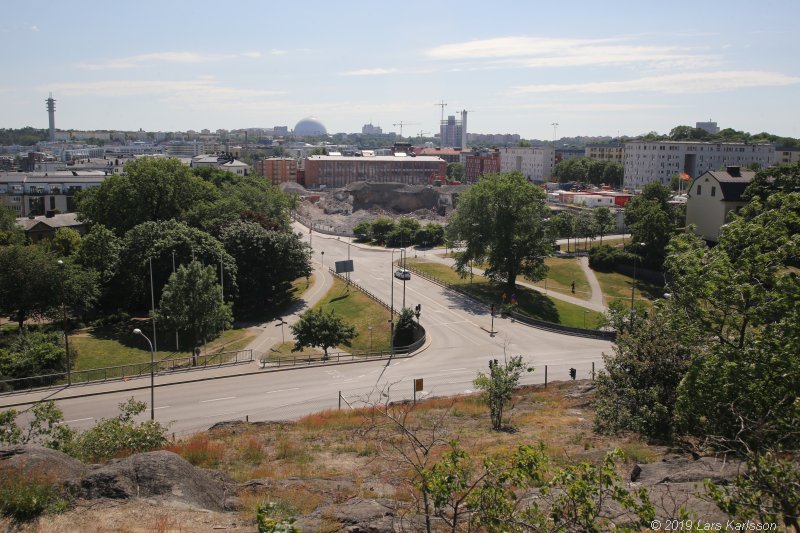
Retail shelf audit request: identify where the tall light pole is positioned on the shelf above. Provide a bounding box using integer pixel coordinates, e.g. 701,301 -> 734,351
133,328 -> 155,421
630,242 -> 646,312
275,318 -> 287,344
148,258 -> 158,362
171,252 -> 179,352
56,260 -> 71,385
390,250 -> 395,356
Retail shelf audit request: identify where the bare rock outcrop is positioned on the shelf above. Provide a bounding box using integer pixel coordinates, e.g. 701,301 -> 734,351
0,445 -> 87,484
73,450 -> 233,511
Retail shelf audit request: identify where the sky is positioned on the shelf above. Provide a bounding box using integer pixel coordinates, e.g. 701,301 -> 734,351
2,0 -> 799,140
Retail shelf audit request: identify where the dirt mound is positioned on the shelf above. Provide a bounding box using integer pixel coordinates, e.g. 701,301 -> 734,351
73,450 -> 234,511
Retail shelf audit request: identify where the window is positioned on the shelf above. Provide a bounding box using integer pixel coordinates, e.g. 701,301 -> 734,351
711,186 -> 716,197
696,185 -> 702,195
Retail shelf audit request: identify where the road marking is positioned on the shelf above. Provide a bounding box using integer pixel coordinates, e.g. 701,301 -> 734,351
63,417 -> 93,424
439,368 -> 468,373
200,396 -> 236,403
373,276 -> 385,281
153,406 -> 170,410
266,387 -> 300,394
200,409 -> 245,419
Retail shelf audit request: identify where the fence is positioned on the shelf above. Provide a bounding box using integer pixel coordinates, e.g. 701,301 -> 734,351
0,349 -> 254,395
293,212 -> 354,238
257,335 -> 426,369
404,265 -> 616,341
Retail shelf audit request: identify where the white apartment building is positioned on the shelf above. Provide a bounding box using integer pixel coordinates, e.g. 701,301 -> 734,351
0,171 -> 106,216
499,146 -> 555,183
164,141 -> 206,158
623,141 -> 775,190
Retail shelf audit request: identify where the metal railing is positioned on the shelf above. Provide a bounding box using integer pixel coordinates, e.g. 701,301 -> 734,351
256,338 -> 425,369
404,265 -> 616,341
328,268 -> 396,315
0,350 -> 254,395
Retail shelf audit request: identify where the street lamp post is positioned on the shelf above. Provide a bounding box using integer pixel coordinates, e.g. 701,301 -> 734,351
321,250 -> 324,267
630,242 -> 646,312
583,309 -> 590,329
133,328 -> 155,420
275,318 -> 287,344
56,260 -> 71,385
368,324 -> 373,353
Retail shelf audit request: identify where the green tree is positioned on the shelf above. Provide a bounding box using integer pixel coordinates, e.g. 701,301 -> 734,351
445,162 -> 466,182
473,356 -> 532,430
623,182 -> 678,269
742,161 -> 800,203
352,221 -> 373,241
219,221 -> 311,311
0,245 -> 59,328
592,206 -> 615,245
667,193 -> 800,451
0,205 -> 24,245
447,172 -> 554,291
48,227 -> 82,257
370,217 -> 395,244
594,302 -> 694,440
308,147 -> 328,156
0,332 -> 68,391
75,224 -> 121,285
393,307 -> 416,347
386,217 -> 420,247
551,211 -> 576,253
115,220 -> 236,313
155,260 -> 233,354
290,308 -> 356,359
76,157 -> 218,235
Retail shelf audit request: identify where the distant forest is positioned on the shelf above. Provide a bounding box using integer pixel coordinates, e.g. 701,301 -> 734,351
0,127 -> 48,146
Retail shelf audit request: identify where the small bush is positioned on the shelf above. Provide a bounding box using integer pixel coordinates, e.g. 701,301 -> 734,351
588,245 -> 636,271
239,436 -> 266,465
0,467 -> 67,521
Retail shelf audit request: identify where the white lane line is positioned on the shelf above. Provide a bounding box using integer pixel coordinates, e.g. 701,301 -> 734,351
153,406 -> 170,410
373,276 -> 385,281
200,409 -> 245,419
200,396 -> 236,403
266,387 -> 300,394
63,417 -> 93,423
439,368 -> 467,373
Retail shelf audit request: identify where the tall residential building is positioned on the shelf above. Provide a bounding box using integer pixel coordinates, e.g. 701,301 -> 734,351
440,115 -> 463,148
499,146 -> 555,183
361,123 -> 383,135
257,157 -> 298,185
695,121 -> 720,134
164,141 -> 206,158
623,141 -> 775,190
775,146 -> 800,165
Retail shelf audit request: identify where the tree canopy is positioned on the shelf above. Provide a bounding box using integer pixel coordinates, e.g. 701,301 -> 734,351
290,308 -> 356,359
447,172 -> 554,290
623,182 -> 680,269
155,260 -> 233,353
552,157 -> 623,187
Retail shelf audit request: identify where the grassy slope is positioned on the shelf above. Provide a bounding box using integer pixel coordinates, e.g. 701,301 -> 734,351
593,270 -> 663,308
404,258 -> 604,329
530,257 -> 591,301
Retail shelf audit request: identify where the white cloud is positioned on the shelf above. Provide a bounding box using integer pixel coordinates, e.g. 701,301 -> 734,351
511,71 -> 800,94
424,36 -> 719,70
340,67 -> 399,76
77,51 -> 262,70
270,49 -> 287,56
30,25 -> 39,32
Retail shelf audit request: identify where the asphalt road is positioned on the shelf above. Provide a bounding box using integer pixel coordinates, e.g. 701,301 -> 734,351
3,225 -> 613,436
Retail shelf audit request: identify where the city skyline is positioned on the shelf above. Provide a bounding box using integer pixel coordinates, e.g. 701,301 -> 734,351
2,0 -> 799,139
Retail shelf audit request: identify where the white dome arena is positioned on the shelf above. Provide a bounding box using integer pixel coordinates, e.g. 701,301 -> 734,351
294,117 -> 327,137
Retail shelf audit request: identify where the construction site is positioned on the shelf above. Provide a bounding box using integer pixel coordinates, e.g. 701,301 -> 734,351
283,181 -> 468,235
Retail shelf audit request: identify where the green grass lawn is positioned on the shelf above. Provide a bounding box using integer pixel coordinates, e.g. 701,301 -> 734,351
593,270 -> 664,308
308,277 -> 393,353
403,258 -> 603,329
530,257 -> 591,301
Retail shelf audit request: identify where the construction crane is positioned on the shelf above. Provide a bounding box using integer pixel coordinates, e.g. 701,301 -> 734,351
417,130 -> 432,138
435,100 -> 447,122
392,121 -> 419,137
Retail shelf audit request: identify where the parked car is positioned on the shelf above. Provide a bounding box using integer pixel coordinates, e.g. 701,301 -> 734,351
394,268 -> 411,280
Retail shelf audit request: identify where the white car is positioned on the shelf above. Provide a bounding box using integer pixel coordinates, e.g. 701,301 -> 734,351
394,269 -> 411,280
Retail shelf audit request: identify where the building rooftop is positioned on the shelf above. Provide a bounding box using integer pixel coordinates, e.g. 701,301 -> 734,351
16,212 -> 82,231
307,155 -> 445,162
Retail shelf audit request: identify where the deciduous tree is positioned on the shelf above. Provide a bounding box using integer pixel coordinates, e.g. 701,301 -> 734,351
447,172 -> 553,291
289,308 -> 356,359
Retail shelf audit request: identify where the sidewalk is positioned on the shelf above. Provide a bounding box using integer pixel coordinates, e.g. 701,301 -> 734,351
421,252 -> 607,313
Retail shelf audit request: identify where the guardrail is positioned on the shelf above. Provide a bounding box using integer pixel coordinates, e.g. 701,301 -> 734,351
257,337 -> 425,369
404,265 -> 616,341
328,268 -> 396,315
0,350 -> 254,395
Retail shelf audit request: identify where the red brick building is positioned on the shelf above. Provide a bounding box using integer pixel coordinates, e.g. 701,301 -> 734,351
303,155 -> 446,188
464,150 -> 500,183
256,157 -> 298,185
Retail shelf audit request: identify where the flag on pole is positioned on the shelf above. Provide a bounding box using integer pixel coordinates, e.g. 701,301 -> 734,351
679,172 -> 692,181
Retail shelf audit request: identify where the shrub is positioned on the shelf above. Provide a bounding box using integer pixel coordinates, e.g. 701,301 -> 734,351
0,466 -> 67,521
168,434 -> 225,468
69,398 -> 168,463
588,244 -> 635,271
